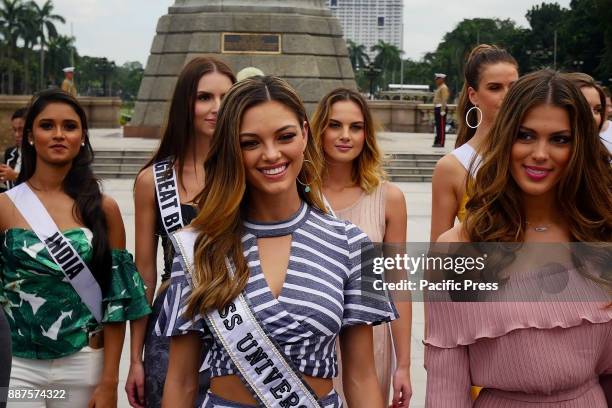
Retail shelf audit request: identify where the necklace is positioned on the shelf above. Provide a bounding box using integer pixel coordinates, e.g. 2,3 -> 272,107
526,221 -> 551,232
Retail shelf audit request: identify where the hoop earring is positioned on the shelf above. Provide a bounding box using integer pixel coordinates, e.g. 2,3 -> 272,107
465,106 -> 483,129
296,159 -> 313,193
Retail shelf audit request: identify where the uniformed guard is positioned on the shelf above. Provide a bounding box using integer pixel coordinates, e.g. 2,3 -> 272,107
61,66 -> 77,97
433,73 -> 449,147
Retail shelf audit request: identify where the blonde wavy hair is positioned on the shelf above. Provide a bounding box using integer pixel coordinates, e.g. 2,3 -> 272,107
311,87 -> 386,194
186,76 -> 327,316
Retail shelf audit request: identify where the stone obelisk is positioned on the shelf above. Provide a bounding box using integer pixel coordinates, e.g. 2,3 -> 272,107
125,0 -> 356,138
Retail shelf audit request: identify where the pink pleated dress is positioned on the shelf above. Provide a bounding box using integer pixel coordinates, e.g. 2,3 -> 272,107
333,182 -> 395,404
425,265 -> 612,407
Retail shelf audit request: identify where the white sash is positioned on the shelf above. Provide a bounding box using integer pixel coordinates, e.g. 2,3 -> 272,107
172,230 -> 322,408
6,183 -> 103,322
153,159 -> 184,235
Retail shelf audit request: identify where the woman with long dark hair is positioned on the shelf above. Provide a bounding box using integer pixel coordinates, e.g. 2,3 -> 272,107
311,87 -> 412,407
126,57 -> 235,408
430,44 -> 518,242
0,89 -> 150,407
158,76 -> 397,407
425,70 -> 612,407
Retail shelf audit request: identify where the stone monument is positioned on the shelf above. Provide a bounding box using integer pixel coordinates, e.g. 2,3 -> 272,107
125,0 -> 356,138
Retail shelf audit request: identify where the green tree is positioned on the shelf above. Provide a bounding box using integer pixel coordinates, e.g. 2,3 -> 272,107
30,0 -> 65,90
17,4 -> 40,93
46,34 -> 75,86
346,39 -> 370,70
371,40 -> 402,89
525,3 -> 568,70
114,61 -> 144,101
562,0 -> 609,79
0,0 -> 26,94
430,18 -> 526,95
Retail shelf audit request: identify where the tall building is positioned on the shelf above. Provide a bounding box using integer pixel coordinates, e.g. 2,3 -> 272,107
325,0 -> 403,61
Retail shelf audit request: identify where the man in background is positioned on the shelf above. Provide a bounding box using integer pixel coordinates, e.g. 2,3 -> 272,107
432,73 -> 449,147
1,107 -> 27,191
61,66 -> 77,97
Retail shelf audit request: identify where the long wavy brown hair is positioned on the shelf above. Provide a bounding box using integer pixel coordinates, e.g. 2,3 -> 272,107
455,44 -> 518,148
464,69 -> 612,244
310,87 -> 386,194
186,76 -> 327,316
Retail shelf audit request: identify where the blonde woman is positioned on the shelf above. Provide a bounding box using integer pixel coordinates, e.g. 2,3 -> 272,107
158,76 -> 398,407
311,87 -> 412,407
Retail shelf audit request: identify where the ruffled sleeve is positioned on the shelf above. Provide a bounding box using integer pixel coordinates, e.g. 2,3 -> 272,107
341,222 -> 398,327
102,249 -> 152,323
154,252 -> 210,338
424,267 -> 612,349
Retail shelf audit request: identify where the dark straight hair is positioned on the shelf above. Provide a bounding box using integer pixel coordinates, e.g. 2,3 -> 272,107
140,56 -> 236,187
18,89 -> 112,291
11,107 -> 27,120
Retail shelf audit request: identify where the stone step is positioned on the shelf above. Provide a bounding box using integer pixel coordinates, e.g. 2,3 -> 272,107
92,164 -> 144,173
384,166 -> 435,175
386,153 -> 443,161
94,156 -> 150,165
94,150 -> 153,159
91,149 -> 440,181
94,172 -> 138,180
385,159 -> 438,168
387,174 -> 432,182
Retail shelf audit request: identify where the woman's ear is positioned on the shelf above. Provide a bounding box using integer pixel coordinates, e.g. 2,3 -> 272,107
467,86 -> 479,107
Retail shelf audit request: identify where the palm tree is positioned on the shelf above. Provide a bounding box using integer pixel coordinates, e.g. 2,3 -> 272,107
346,39 -> 370,70
30,0 -> 65,90
47,34 -> 75,85
371,40 -> 402,87
0,0 -> 26,94
17,4 -> 38,93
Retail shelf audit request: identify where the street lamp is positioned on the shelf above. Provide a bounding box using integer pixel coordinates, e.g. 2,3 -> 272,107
361,63 -> 381,100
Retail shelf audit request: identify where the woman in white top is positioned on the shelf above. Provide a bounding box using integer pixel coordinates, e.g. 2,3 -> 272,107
431,45 -> 518,242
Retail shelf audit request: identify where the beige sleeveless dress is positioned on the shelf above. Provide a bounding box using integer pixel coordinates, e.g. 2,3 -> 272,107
332,182 -> 394,405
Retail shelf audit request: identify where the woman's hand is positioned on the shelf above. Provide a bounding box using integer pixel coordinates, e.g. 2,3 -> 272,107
88,380 -> 118,408
391,365 -> 412,407
125,360 -> 146,408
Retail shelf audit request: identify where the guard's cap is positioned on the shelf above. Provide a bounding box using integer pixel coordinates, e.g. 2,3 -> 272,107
236,67 -> 264,82
434,73 -> 446,79
62,67 -> 75,73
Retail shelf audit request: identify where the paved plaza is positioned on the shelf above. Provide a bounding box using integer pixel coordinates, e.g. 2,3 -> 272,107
96,129 -> 449,407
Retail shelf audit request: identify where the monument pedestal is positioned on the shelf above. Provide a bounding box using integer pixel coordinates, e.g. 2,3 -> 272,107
125,0 -> 356,138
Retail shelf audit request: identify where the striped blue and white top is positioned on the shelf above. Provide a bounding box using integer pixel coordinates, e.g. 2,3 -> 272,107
157,202 -> 398,378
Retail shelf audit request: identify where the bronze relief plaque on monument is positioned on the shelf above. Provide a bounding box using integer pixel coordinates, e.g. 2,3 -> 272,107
222,33 -> 281,54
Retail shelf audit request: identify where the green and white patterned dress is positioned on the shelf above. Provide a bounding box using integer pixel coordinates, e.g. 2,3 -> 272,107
0,227 -> 151,360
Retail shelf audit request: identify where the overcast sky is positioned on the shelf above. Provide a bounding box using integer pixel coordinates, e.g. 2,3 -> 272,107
39,0 -> 572,66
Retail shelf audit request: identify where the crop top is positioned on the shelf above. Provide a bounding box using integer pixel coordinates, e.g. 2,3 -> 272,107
156,202 -> 398,378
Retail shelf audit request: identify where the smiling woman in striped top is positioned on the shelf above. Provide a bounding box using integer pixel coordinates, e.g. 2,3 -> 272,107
158,76 -> 397,407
